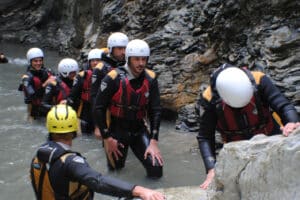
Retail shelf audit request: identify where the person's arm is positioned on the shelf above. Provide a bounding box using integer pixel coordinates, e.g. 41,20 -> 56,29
67,73 -> 83,109
196,94 -> 217,172
65,154 -> 135,198
65,154 -> 165,200
21,74 -> 35,103
259,75 -> 300,136
41,83 -> 56,113
91,65 -> 107,108
196,93 -> 218,189
144,76 -> 163,166
148,76 -> 162,141
93,72 -> 119,138
259,75 -> 299,124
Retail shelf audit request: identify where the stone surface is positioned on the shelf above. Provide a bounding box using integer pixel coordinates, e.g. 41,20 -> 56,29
208,128 -> 300,200
159,186 -> 208,200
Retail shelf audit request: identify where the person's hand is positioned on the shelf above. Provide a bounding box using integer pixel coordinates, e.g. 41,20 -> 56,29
144,139 -> 163,166
94,127 -> 102,140
281,122 -> 300,137
103,137 -> 124,161
42,75 -> 56,87
132,186 -> 166,200
200,168 -> 215,190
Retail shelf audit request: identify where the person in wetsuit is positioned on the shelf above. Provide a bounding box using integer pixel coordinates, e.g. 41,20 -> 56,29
30,104 -> 166,200
196,64 -> 300,189
67,49 -> 102,135
91,32 -> 129,139
94,39 -> 163,178
19,47 -> 53,120
41,58 -> 79,113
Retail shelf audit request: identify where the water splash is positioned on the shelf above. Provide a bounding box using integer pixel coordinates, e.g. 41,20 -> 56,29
8,58 -> 28,66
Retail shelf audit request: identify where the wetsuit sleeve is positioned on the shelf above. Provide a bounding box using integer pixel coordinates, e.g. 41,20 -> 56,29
67,74 -> 83,110
91,68 -> 107,107
259,75 -> 299,124
94,74 -> 119,138
196,94 -> 217,172
64,155 -> 135,198
21,75 -> 35,103
41,83 -> 56,113
148,77 -> 162,140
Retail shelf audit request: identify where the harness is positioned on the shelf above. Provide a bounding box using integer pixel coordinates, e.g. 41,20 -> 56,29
110,69 -> 150,120
210,64 -> 275,141
30,142 -> 87,200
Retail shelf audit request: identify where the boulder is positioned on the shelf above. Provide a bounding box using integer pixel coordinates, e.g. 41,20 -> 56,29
209,128 -> 300,200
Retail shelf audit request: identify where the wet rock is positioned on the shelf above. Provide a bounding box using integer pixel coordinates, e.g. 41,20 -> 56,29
208,128 -> 300,200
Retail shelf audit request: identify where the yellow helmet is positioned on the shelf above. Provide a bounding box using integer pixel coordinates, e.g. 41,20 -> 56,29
46,104 -> 78,134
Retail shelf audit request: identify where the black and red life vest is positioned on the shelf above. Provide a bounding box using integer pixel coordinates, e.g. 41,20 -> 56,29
110,73 -> 150,120
210,64 -> 276,142
27,69 -> 51,106
215,97 -> 275,142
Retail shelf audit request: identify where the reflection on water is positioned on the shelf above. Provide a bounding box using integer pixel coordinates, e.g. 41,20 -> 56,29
0,42 -> 205,200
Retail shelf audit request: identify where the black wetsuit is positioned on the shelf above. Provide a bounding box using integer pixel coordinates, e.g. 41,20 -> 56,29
19,66 -> 52,119
31,141 -> 135,199
67,69 -> 93,135
197,70 -> 300,172
94,66 -> 163,178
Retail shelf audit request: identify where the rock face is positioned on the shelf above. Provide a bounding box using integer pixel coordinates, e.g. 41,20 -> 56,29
209,129 -> 300,200
1,0 -> 299,130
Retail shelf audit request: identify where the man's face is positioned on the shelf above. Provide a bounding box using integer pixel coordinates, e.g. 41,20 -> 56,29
89,59 -> 101,68
128,56 -> 147,77
31,58 -> 43,70
112,47 -> 126,62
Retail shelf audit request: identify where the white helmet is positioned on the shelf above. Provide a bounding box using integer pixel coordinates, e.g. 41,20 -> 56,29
58,58 -> 79,78
87,48 -> 103,61
216,67 -> 253,108
107,32 -> 129,53
26,47 -> 44,62
125,39 -> 150,62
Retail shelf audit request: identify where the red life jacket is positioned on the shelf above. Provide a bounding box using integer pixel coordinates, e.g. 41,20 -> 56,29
31,71 -> 51,106
56,80 -> 71,103
81,70 -> 92,102
216,96 -> 274,142
110,76 -> 150,120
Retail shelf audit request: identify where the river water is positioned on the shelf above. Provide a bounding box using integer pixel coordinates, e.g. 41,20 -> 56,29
0,42 -> 205,200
